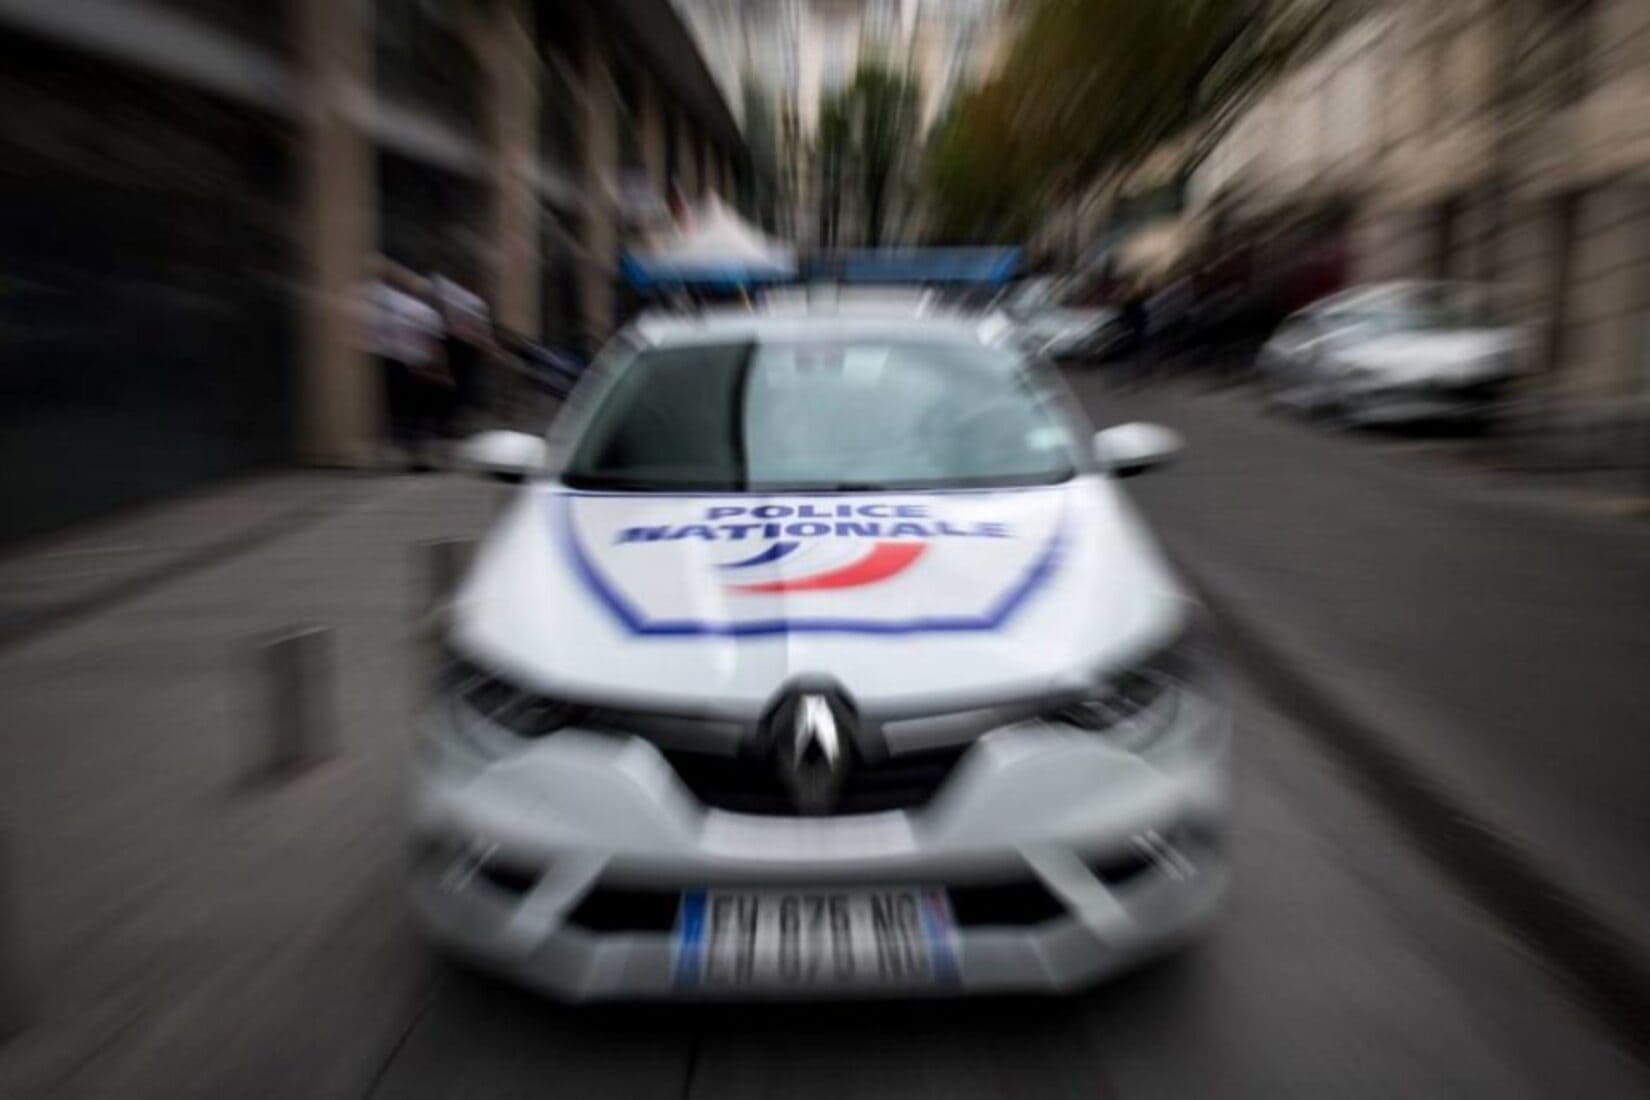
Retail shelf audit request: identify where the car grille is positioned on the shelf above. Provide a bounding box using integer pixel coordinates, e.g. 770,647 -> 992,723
565,886 -> 683,933
661,743 -> 971,816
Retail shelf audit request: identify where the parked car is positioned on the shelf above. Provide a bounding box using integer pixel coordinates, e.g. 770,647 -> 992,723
1003,277 -> 1126,363
1257,281 -> 1528,427
1016,306 -> 1126,362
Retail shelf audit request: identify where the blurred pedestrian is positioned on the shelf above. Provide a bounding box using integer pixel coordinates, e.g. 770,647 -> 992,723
429,271 -> 493,437
365,259 -> 447,470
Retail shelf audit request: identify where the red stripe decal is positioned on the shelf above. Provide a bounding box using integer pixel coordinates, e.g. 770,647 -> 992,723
729,541 -> 926,594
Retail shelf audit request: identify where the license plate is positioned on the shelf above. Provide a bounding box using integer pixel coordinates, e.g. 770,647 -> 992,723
674,888 -> 958,990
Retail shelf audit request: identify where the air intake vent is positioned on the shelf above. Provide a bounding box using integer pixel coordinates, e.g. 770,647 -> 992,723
662,742 -> 970,816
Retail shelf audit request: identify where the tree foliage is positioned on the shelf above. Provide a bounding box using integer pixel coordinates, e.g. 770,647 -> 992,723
923,0 -> 1354,242
922,78 -> 1048,245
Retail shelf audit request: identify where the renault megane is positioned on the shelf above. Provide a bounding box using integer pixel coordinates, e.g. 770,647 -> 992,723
411,305 -> 1229,999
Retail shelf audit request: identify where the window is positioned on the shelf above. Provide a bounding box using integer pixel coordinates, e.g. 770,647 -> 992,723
1323,282 -> 1503,338
375,0 -> 481,130
563,340 -> 1081,491
539,40 -> 582,170
1556,0 -> 1595,106
1428,31 -> 1451,133
612,49 -> 645,174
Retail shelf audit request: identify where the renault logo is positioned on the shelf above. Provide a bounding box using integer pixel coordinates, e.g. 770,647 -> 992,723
795,694 -> 841,766
772,690 -> 853,813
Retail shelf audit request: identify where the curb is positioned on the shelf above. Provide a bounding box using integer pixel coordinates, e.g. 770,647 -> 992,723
1177,554 -> 1650,1066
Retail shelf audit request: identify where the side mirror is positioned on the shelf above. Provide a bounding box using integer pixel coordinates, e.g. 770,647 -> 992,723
458,430 -> 547,483
1093,422 -> 1184,477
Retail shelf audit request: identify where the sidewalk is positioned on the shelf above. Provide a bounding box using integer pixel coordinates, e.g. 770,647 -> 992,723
0,471 -> 506,1099
0,472 -> 371,649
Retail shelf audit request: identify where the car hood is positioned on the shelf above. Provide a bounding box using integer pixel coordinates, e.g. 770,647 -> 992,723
451,480 -> 1184,717
1336,329 -> 1524,382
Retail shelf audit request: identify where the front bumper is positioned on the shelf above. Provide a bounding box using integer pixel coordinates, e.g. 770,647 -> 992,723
408,699 -> 1230,1000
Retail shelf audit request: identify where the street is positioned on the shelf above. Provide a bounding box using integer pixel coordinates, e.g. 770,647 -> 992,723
0,376 -> 1646,1097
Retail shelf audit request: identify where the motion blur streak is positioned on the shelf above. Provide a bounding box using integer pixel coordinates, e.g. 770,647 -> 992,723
1,0 -> 1649,1097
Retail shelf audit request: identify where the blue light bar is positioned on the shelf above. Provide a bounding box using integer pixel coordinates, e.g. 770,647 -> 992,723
830,248 -> 1021,287
622,254 -> 796,291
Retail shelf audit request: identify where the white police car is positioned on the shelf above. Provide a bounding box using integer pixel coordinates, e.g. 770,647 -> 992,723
412,306 -> 1229,998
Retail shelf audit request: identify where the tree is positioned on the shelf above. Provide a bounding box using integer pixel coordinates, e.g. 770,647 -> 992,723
816,63 -> 922,249
922,82 -> 1040,244
815,92 -> 850,249
740,78 -> 781,232
845,65 -> 921,247
1011,0 -> 1351,173
921,0 -> 1356,242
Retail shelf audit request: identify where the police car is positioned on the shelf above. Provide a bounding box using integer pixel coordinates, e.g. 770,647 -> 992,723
412,304 -> 1229,998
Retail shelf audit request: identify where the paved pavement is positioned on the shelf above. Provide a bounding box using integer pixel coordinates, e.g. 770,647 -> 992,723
0,399 -> 1645,1096
0,473 -> 508,1098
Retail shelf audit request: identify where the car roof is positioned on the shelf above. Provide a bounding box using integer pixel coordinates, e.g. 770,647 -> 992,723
629,303 -> 1015,350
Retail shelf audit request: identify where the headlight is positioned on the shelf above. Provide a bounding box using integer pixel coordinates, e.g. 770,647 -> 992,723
439,648 -> 583,759
1045,619 -> 1216,753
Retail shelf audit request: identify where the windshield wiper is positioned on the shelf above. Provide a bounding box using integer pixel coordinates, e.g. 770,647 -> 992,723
561,474 -> 733,492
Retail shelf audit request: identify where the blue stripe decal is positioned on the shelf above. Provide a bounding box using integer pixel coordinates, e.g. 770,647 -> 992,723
718,540 -> 801,570
553,492 -> 1067,638
674,890 -> 707,988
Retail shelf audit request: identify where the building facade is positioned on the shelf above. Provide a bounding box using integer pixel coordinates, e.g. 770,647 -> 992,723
0,0 -> 746,541
1191,0 -> 1650,464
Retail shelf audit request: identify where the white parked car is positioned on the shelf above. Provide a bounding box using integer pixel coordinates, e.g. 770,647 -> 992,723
417,305 -> 1230,999
1002,277 -> 1123,362
1259,281 -> 1528,426
1017,306 -> 1124,362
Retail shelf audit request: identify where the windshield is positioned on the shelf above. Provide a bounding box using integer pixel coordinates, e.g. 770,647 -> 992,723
1328,284 -> 1503,338
562,339 -> 1079,491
